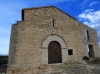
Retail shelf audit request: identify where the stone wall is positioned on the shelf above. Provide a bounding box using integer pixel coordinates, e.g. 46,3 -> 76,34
7,6 -> 100,74
78,22 -> 100,57
8,24 -> 18,68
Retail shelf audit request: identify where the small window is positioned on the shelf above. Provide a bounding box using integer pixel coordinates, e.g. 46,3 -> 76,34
68,49 -> 73,55
53,19 -> 55,27
85,30 -> 90,40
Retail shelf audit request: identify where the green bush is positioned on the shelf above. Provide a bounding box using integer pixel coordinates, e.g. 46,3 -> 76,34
0,56 -> 8,65
83,56 -> 90,60
88,57 -> 100,64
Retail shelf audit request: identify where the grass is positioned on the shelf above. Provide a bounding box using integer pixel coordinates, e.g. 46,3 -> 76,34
53,65 -> 88,74
87,57 -> 100,64
91,69 -> 100,74
0,55 -> 8,73
0,55 -> 8,65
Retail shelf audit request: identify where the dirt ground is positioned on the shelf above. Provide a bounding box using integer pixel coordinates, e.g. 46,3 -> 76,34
2,60 -> 100,74
34,61 -> 100,74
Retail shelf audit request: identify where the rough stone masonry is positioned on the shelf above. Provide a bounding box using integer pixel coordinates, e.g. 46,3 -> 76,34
7,6 -> 100,74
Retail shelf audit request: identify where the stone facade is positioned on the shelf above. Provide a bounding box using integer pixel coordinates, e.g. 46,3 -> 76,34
7,6 -> 100,74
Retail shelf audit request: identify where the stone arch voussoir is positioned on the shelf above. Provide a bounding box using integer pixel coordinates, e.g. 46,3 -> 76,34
42,35 -> 67,49
41,35 -> 67,64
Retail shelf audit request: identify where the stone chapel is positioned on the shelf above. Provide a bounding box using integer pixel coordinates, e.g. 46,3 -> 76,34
7,6 -> 100,73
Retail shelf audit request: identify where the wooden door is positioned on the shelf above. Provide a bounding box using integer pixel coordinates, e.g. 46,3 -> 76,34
48,41 -> 62,64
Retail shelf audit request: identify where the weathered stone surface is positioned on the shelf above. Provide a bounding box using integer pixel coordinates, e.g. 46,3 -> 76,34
7,6 -> 100,74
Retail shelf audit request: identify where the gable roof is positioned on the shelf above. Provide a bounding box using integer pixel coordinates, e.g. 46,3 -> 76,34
22,6 -> 77,20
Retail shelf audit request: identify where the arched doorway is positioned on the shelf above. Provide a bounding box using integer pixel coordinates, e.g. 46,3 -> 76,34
48,41 -> 62,64
41,35 -> 67,64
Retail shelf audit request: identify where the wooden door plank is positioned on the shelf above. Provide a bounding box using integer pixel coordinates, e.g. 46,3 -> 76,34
48,41 -> 62,64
